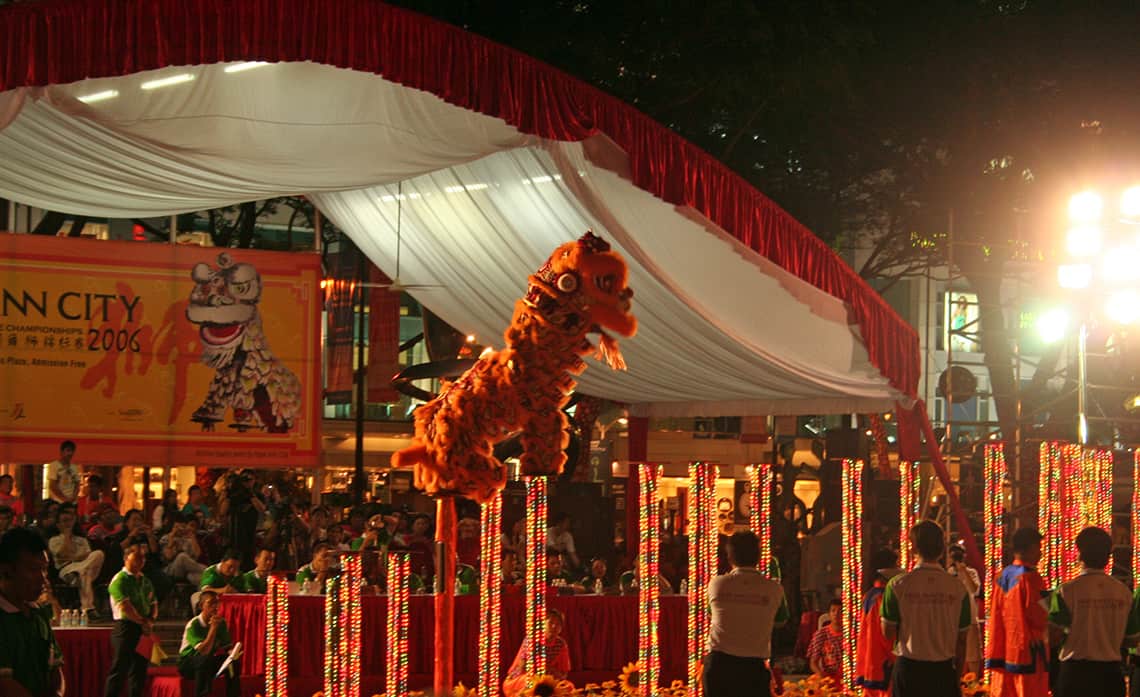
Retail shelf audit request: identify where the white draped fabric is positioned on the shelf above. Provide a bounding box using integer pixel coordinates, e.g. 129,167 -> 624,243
0,61 -> 905,415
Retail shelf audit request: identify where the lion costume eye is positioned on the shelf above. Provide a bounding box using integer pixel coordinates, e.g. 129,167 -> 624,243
594,275 -> 615,294
556,273 -> 578,293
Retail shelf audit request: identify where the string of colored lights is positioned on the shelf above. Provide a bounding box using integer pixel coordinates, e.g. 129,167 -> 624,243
265,574 -> 288,697
1039,442 -> 1061,586
1134,450 -> 1140,584
1060,443 -> 1083,578
749,463 -> 773,571
1083,447 -> 1113,535
478,494 -> 503,697
638,463 -> 661,697
687,462 -> 718,697
387,552 -> 411,697
840,459 -> 863,691
524,476 -> 548,677
343,553 -> 362,697
324,573 -> 339,697
898,461 -> 919,570
869,414 -> 891,474
983,443 -> 1005,646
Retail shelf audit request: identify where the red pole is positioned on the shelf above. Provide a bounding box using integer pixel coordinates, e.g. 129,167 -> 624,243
434,497 -> 456,696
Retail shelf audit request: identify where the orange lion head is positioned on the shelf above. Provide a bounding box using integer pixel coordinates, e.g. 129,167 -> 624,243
528,231 -> 637,341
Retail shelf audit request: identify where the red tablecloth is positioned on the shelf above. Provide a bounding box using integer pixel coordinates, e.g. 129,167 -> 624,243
56,626 -> 113,697
220,593 -> 689,688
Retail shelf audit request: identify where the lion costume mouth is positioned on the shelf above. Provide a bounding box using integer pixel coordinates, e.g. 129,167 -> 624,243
200,322 -> 245,347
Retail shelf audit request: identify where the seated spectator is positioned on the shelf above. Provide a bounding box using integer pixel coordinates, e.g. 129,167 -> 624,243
501,549 -> 523,592
457,515 -> 481,568
0,474 -> 23,522
178,590 -> 241,697
456,563 -> 478,596
808,599 -> 843,685
28,500 -> 60,543
342,508 -> 367,539
199,549 -> 243,593
0,505 -> 14,536
152,488 -> 179,534
501,519 -> 525,562
48,503 -> 105,619
326,525 -> 352,553
296,543 -> 338,594
503,608 -> 571,697
351,514 -> 392,552
619,563 -> 673,595
547,512 -> 580,569
160,514 -> 208,586
109,508 -> 172,601
87,504 -> 121,543
76,475 -> 115,526
546,551 -> 583,593
180,485 -> 211,523
240,548 -> 276,594
580,557 -> 612,594
393,513 -> 435,582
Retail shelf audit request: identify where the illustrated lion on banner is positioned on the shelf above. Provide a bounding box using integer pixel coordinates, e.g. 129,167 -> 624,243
185,252 -> 302,433
392,231 -> 637,501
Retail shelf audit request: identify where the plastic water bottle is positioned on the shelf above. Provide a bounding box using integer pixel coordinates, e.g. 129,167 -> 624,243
680,579 -> 688,595
594,578 -> 603,595
61,610 -> 71,627
79,610 -> 88,627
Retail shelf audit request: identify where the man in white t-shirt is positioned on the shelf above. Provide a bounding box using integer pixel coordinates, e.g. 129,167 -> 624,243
46,441 -> 80,504
546,512 -> 580,569
946,543 -> 981,676
703,531 -> 789,697
881,521 -> 972,697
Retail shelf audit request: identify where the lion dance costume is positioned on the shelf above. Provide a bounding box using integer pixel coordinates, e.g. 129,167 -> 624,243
392,231 -> 637,502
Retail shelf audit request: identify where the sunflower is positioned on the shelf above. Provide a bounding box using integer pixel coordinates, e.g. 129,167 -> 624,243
526,675 -> 561,697
453,683 -> 478,697
618,662 -> 641,694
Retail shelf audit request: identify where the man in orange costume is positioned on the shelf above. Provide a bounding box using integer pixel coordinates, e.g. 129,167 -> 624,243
856,550 -> 902,696
985,527 -> 1049,697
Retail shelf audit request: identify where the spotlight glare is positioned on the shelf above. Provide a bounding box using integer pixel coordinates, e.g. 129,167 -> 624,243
1105,290 -> 1140,325
1037,308 -> 1069,344
1057,263 -> 1092,289
1069,191 -> 1103,223
1102,245 -> 1140,284
1122,186 -> 1140,218
1065,225 -> 1102,257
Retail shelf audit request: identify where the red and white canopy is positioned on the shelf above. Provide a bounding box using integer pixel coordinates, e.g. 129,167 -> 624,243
0,0 -> 918,417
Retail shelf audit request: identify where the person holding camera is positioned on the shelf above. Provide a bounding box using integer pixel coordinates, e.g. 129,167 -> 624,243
178,590 -> 241,697
946,543 -> 981,677
218,472 -> 264,570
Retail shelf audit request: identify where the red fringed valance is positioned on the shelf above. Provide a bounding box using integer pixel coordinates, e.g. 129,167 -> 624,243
0,0 -> 918,397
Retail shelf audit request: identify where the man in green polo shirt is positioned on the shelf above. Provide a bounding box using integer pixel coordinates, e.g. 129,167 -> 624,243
0,528 -> 63,697
104,540 -> 157,697
239,548 -> 276,594
179,590 -> 240,697
199,549 -> 244,593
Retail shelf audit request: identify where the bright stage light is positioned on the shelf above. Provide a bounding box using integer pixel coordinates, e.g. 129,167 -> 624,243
1065,225 -> 1102,257
224,61 -> 269,73
1037,308 -> 1070,343
1105,290 -> 1140,324
1058,263 -> 1093,289
76,89 -> 118,104
140,73 -> 195,90
1122,186 -> 1140,218
1069,191 -> 1103,224
1102,245 -> 1140,284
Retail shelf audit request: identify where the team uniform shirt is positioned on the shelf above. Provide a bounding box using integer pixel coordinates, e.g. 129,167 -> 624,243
855,580 -> 894,694
199,564 -> 240,591
880,562 -> 972,661
181,502 -> 211,521
241,569 -> 269,594
0,594 -> 62,697
1047,568 -> 1140,662
179,615 -> 233,661
108,568 -> 156,622
706,566 -> 790,658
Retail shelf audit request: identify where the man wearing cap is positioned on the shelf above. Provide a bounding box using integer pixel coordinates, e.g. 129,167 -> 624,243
1048,526 -> 1140,697
881,521 -> 972,697
856,549 -> 902,696
947,542 -> 982,676
985,527 -> 1049,697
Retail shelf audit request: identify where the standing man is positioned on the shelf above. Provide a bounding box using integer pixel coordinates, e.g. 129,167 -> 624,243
104,540 -> 158,697
546,512 -> 580,570
1048,526 -> 1140,697
880,521 -> 972,697
703,531 -> 789,697
985,527 -> 1049,697
46,441 -> 80,505
947,543 -> 982,677
0,528 -> 64,697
